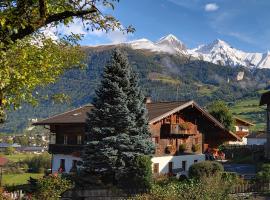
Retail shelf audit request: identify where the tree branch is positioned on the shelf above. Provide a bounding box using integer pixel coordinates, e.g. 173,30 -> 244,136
9,6 -> 98,43
39,0 -> 47,19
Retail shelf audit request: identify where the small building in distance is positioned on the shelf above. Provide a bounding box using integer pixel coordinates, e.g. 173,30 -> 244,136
34,100 -> 240,175
228,117 -> 254,145
260,90 -> 270,159
246,131 -> 267,146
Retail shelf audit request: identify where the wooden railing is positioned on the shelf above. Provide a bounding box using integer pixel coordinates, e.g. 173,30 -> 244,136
161,124 -> 198,136
48,144 -> 83,154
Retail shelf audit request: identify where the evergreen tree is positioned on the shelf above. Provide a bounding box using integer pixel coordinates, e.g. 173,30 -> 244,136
82,50 -> 154,188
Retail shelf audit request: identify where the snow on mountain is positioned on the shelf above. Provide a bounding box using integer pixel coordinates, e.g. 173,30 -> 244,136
124,35 -> 270,69
126,34 -> 188,55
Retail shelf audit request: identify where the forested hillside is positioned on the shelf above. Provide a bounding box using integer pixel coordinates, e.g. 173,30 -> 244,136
1,46 -> 269,133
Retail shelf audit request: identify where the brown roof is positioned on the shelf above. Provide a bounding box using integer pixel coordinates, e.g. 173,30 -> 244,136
33,101 -> 241,141
234,117 -> 254,126
0,157 -> 8,166
33,101 -> 190,125
260,90 -> 270,105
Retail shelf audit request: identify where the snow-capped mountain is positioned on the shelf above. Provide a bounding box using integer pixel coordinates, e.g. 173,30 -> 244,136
124,34 -> 270,69
127,34 -> 188,55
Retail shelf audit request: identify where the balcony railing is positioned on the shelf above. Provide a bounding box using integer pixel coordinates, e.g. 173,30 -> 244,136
49,144 -> 84,154
161,124 -> 197,136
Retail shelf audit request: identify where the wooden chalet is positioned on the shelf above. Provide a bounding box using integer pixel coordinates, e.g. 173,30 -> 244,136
228,117 -> 254,145
34,100 -> 240,174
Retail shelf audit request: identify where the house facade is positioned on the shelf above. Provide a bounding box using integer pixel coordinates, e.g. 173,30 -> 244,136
228,117 -> 254,145
34,100 -> 239,174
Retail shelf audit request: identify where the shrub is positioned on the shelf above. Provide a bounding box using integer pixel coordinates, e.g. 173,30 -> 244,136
135,175 -> 236,200
118,155 -> 152,191
178,144 -> 186,153
189,161 -> 224,179
23,152 -> 51,173
191,144 -> 200,152
32,175 -> 73,200
4,147 -> 15,155
256,164 -> 270,182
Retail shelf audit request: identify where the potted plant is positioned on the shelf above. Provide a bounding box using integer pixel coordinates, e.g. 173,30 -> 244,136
191,144 -> 200,153
178,144 -> 186,153
165,145 -> 176,154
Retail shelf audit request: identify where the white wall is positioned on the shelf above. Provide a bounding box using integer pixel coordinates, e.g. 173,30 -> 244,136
228,137 -> 247,145
247,138 -> 267,145
151,154 -> 205,174
52,154 -> 82,173
235,125 -> 249,132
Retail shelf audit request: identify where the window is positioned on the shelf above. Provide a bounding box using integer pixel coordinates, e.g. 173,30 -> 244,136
194,160 -> 198,163
70,160 -> 78,172
153,163 -> 159,174
182,161 -> 186,171
168,162 -> 173,174
152,137 -> 159,144
59,159 -> 65,172
176,115 -> 180,124
77,135 -> 82,144
64,135 -> 68,145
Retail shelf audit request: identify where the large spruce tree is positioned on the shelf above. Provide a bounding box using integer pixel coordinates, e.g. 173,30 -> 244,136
82,50 -> 154,188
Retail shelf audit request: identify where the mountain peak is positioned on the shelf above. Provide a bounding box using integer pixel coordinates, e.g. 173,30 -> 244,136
157,34 -> 180,43
212,39 -> 230,47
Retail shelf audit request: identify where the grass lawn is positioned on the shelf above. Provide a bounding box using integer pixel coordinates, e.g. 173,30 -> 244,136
2,173 -> 44,186
230,98 -> 266,131
4,153 -> 35,162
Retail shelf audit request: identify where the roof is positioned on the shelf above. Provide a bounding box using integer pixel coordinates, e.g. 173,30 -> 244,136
234,117 -> 255,126
0,143 -> 21,148
260,91 -> 270,106
34,100 -> 241,141
33,101 -> 190,125
0,157 -> 8,166
246,131 -> 267,139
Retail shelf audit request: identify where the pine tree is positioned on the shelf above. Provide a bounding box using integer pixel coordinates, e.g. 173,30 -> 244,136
82,49 -> 154,188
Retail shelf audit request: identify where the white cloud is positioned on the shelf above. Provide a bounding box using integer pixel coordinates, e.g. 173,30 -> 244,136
106,30 -> 130,44
205,3 -> 219,12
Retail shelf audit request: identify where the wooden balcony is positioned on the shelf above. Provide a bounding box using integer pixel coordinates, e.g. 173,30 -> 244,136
161,123 -> 197,136
49,144 -> 84,154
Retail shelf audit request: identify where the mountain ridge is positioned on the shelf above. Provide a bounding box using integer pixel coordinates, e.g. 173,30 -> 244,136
97,34 -> 270,69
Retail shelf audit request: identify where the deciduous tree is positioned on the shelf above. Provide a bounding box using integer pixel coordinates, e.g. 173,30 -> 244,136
0,0 -> 133,122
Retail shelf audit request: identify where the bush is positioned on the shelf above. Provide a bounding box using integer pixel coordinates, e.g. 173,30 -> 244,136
256,164 -> 270,182
189,161 -> 224,179
23,153 -> 51,173
191,144 -> 200,152
135,175 -> 236,200
32,175 -> 73,200
4,147 -> 15,155
118,155 -> 152,191
178,144 -> 186,153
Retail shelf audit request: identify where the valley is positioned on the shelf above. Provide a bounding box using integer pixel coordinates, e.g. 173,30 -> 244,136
1,46 -> 270,133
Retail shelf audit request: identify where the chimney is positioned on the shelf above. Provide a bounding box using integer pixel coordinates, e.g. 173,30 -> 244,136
144,96 -> 152,104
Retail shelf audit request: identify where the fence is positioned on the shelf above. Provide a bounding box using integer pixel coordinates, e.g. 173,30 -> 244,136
61,182 -> 270,199
61,188 -> 148,200
231,181 -> 270,194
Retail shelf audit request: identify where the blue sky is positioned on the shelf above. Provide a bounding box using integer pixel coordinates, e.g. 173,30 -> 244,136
68,0 -> 270,52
